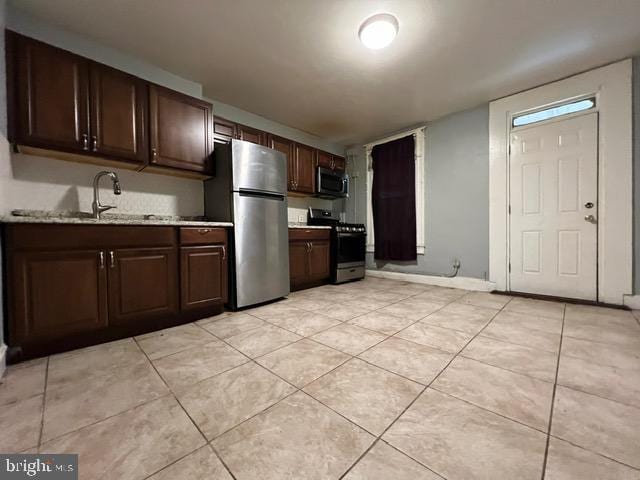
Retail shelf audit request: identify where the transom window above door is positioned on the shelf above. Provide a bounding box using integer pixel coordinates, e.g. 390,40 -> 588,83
512,97 -> 596,128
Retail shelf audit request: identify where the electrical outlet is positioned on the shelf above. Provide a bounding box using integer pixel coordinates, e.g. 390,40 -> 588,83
297,215 -> 305,223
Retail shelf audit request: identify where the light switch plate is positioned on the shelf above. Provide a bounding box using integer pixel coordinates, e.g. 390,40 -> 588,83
297,215 -> 305,223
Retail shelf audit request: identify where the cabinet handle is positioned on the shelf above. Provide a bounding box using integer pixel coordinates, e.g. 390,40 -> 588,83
109,251 -> 115,268
151,148 -> 158,162
198,228 -> 211,234
99,251 -> 105,269
81,133 -> 89,151
91,136 -> 98,152
309,242 -> 313,252
221,246 -> 226,260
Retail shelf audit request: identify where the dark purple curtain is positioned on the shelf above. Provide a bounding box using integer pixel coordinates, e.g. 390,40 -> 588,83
371,135 -> 416,261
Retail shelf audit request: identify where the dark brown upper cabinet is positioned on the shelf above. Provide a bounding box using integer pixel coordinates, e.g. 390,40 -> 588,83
317,150 -> 346,172
291,143 -> 316,194
213,117 -> 236,144
236,123 -> 266,146
7,31 -> 214,176
149,84 -> 214,174
90,62 -> 148,164
9,32 -> 90,153
268,135 -> 295,189
333,155 -> 346,172
317,150 -> 333,170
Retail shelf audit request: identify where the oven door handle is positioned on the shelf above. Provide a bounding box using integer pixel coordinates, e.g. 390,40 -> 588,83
337,232 -> 366,237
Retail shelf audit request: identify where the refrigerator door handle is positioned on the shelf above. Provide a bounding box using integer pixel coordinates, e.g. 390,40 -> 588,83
237,188 -> 286,201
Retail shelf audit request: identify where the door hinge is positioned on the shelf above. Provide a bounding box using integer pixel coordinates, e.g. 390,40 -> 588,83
508,263 -> 511,273
508,144 -> 511,155
508,205 -> 511,215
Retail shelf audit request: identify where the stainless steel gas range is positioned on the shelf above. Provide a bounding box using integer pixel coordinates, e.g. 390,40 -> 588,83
307,208 -> 366,284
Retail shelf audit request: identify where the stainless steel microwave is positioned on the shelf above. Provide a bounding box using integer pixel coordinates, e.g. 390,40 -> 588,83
316,167 -> 349,198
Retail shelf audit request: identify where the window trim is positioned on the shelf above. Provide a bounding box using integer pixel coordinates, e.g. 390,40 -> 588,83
364,127 -> 426,255
511,96 -> 596,128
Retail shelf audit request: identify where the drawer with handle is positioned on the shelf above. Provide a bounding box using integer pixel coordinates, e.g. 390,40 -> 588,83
289,228 -> 331,241
180,227 -> 227,245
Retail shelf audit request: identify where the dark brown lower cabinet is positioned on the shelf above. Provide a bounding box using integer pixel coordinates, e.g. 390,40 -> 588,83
289,228 -> 331,291
289,241 -> 310,288
308,241 -> 331,281
10,249 -> 108,342
180,245 -> 227,310
4,224 -> 228,361
108,247 -> 178,325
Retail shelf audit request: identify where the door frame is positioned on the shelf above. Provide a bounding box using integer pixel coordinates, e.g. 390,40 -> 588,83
489,59 -> 632,304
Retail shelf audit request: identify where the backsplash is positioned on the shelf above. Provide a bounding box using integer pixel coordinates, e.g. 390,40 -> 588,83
287,196 -> 335,223
0,152 -> 204,217
1,153 -> 344,221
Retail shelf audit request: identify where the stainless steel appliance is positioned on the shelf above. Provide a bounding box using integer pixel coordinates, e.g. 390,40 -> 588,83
204,140 -> 289,309
316,167 -> 349,198
307,208 -> 366,284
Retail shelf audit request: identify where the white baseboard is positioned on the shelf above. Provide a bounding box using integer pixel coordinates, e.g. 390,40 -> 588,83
623,295 -> 640,310
0,343 -> 7,380
366,269 -> 496,291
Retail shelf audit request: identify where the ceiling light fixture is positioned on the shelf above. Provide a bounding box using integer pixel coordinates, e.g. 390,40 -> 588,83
359,13 -> 399,50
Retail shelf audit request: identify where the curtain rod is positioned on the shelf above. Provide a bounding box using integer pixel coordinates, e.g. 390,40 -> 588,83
364,126 -> 426,149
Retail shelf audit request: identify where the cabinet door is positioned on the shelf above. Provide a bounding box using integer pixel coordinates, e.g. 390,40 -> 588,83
149,85 -> 213,174
289,241 -> 309,288
89,62 -> 148,163
308,241 -> 331,280
9,250 -> 108,343
293,143 -> 316,193
180,245 -> 227,310
237,124 -> 266,146
214,117 -> 236,144
317,150 -> 333,169
107,247 -> 178,325
333,155 -> 346,172
269,135 -> 295,190
11,32 -> 90,152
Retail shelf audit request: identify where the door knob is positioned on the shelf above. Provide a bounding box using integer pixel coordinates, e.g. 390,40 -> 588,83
584,215 -> 597,224
584,202 -> 594,209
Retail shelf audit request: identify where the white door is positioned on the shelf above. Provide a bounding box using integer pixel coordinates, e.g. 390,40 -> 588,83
509,112 -> 598,300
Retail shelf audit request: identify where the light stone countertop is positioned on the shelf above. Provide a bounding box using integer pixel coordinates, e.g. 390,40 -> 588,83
0,210 -> 233,228
288,223 -> 332,230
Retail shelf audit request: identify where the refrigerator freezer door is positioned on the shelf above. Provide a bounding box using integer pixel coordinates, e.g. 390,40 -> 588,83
233,191 -> 289,308
231,139 -> 287,194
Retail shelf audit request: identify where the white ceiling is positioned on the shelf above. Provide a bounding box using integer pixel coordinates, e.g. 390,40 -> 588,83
10,0 -> 640,145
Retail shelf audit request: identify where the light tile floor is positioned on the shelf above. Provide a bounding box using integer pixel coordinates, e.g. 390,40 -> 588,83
2,277 -> 640,479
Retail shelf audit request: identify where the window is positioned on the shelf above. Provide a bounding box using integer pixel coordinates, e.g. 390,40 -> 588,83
365,127 -> 426,255
512,97 -> 596,127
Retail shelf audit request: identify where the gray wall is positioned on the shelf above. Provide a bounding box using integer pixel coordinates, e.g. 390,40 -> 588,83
634,56 -> 640,293
346,105 -> 490,280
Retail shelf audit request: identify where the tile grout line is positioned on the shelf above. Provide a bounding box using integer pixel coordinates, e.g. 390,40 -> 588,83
36,356 -> 50,452
184,283 -> 458,478
428,386 -> 550,435
540,303 -> 566,480
21,282 -> 582,479
338,294 -> 510,479
545,434 -> 640,472
131,335 -> 243,480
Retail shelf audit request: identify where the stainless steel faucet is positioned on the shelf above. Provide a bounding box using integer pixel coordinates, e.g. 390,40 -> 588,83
92,171 -> 122,219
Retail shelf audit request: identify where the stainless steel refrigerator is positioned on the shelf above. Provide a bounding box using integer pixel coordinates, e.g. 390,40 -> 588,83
204,139 -> 289,309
